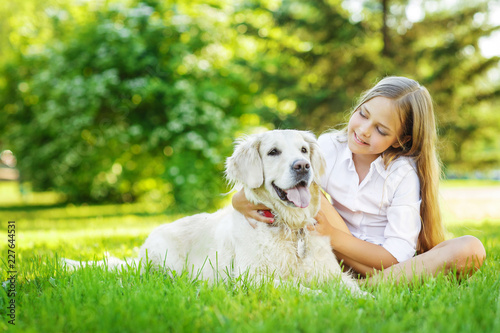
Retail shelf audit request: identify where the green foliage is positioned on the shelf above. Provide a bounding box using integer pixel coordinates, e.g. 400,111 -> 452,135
387,2 -> 500,171
0,0 -> 252,210
238,0 -> 500,170
234,0 -> 373,130
1,0 -> 499,208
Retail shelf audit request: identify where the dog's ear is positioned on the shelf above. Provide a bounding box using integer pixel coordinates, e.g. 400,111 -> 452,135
301,131 -> 326,184
225,134 -> 264,188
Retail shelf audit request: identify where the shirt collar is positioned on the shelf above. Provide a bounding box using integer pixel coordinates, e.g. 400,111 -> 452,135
339,142 -> 389,179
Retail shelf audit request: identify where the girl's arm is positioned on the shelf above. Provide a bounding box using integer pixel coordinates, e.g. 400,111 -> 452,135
314,198 -> 399,276
316,194 -> 351,234
233,188 -> 398,275
232,189 -> 274,225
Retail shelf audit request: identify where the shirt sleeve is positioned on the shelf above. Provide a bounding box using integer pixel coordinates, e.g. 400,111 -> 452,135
382,167 -> 421,263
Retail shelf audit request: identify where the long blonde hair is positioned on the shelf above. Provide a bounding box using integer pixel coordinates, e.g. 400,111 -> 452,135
352,76 -> 445,254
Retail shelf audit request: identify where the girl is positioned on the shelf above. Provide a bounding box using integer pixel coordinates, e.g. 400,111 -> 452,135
232,76 -> 486,284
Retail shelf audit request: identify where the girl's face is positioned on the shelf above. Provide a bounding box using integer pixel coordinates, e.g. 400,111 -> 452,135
347,96 -> 404,161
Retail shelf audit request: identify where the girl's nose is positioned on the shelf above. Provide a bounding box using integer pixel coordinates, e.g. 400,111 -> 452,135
359,123 -> 371,137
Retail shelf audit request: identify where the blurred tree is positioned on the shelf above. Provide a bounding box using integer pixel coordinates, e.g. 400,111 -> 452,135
367,0 -> 500,171
1,0 -> 499,211
0,0 -> 253,211
230,0 -> 373,131
237,0 -> 500,171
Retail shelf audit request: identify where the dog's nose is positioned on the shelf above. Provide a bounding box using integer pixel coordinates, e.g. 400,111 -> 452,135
292,160 -> 310,174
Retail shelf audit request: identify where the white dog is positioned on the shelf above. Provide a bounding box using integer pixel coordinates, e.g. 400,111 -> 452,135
137,130 -> 362,295
65,130 -> 362,295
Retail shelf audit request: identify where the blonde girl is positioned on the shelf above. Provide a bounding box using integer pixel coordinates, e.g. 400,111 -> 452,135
232,76 -> 486,284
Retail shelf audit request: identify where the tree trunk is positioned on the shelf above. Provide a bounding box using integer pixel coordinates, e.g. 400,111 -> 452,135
382,0 -> 390,56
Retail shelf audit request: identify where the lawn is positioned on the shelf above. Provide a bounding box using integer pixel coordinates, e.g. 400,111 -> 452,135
0,181 -> 499,332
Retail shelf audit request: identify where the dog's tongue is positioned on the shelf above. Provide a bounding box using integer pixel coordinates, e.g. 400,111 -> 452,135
286,186 -> 311,208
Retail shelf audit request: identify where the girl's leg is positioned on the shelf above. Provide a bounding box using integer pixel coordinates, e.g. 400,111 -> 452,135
364,235 -> 486,286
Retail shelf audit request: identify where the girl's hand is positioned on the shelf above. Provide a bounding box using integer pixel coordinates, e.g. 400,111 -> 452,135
309,194 -> 352,235
309,208 -> 334,235
232,189 -> 274,227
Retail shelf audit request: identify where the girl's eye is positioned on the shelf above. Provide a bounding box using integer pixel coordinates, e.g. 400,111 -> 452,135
359,110 -> 367,118
268,148 -> 281,156
377,127 -> 388,136
301,147 -> 308,154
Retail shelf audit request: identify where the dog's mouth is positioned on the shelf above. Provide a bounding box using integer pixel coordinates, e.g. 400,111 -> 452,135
272,181 -> 311,208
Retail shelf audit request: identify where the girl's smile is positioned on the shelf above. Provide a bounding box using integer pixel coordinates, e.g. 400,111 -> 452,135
353,132 -> 369,146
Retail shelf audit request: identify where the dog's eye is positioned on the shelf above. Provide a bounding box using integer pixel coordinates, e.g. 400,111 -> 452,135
268,148 -> 281,156
301,147 -> 308,154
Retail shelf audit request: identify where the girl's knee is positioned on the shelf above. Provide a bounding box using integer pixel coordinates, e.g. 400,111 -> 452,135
451,235 -> 486,270
459,236 -> 486,261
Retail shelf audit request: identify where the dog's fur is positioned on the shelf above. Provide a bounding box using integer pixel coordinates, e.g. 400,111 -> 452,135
137,130 -> 361,295
65,130 -> 362,295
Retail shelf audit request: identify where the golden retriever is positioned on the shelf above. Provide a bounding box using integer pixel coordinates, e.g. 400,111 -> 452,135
137,130 -> 362,294
65,130 -> 363,295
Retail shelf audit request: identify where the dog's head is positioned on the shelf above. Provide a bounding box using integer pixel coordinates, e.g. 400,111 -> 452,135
226,130 -> 325,224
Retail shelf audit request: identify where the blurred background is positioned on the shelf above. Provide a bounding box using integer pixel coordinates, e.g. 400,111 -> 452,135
0,0 -> 499,213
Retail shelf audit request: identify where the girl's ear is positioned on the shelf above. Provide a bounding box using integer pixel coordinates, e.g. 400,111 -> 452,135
392,135 -> 412,149
300,131 -> 326,184
225,135 -> 264,188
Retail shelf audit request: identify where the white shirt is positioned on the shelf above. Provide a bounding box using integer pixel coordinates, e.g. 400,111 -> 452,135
318,132 -> 421,263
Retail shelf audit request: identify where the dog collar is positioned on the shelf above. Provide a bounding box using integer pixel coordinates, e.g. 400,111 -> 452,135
258,210 -> 275,218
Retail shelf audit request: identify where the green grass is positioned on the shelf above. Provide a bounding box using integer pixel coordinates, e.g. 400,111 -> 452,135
440,179 -> 500,188
0,184 -> 499,332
